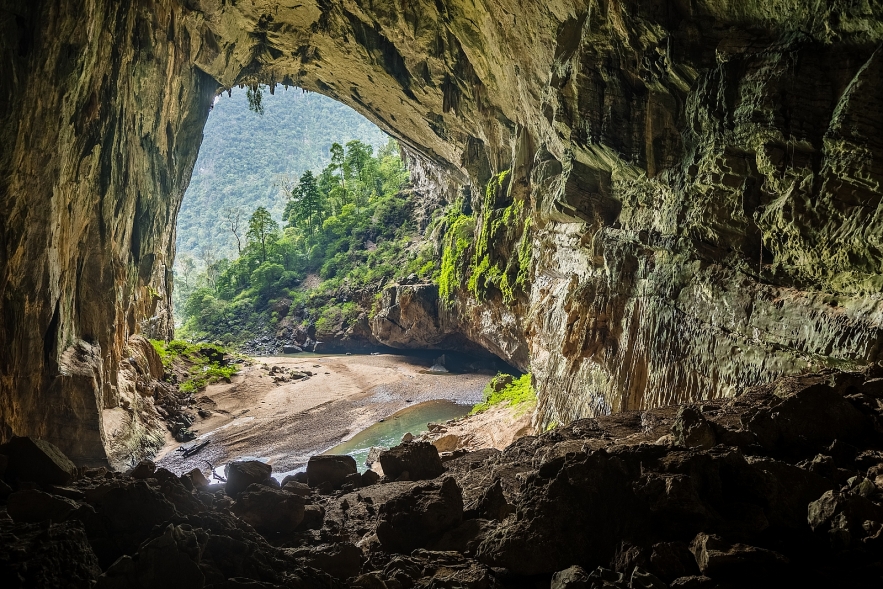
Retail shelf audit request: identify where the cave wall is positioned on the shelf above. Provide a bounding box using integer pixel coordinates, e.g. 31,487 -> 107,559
2,0 -> 882,462
0,0 -> 215,464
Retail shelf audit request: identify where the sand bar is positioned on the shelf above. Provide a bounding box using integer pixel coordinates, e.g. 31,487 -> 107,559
156,353 -> 490,477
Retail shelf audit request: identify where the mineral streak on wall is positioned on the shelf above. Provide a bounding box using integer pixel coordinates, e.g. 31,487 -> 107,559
1,0 -> 882,463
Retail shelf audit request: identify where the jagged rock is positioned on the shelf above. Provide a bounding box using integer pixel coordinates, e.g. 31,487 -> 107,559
282,480 -> 312,497
0,437 -> 77,486
671,406 -> 716,450
299,504 -> 326,531
184,468 -> 210,489
0,520 -> 102,587
130,459 -> 156,479
7,489 -> 80,523
282,345 -> 302,354
689,533 -> 789,577
79,480 -> 179,568
284,543 -> 362,580
379,442 -> 444,481
649,542 -> 700,582
231,485 -> 305,535
376,477 -> 464,553
744,383 -> 870,453
307,455 -> 357,489
473,479 -> 514,520
551,565 -> 590,589
225,461 -> 273,497
365,447 -> 385,468
96,524 -> 206,589
361,470 -> 381,487
430,518 -> 495,555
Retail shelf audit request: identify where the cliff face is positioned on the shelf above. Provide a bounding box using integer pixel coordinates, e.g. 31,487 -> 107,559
0,0 -> 215,464
2,0 -> 883,462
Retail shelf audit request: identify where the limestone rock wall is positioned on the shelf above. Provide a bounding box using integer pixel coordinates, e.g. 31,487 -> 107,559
2,0 -> 883,461
0,0 -> 215,464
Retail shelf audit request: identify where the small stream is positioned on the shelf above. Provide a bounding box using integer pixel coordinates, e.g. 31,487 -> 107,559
323,399 -> 473,472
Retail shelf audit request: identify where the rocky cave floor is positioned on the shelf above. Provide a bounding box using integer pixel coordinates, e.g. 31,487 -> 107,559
2,367 -> 883,588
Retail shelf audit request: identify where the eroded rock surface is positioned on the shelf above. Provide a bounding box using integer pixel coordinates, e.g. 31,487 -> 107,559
1,368 -> 883,587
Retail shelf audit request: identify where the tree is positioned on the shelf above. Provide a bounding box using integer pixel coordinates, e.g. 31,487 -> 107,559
223,206 -> 244,254
285,170 -> 325,236
246,206 -> 279,263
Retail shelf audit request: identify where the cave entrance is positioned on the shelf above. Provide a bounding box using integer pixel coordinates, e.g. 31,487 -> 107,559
159,85 -> 517,475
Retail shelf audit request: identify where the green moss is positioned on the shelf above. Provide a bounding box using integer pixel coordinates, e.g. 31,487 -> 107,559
438,200 -> 475,305
470,373 -> 535,415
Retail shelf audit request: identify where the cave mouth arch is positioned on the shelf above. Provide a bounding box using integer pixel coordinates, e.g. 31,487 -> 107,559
3,1 -> 883,468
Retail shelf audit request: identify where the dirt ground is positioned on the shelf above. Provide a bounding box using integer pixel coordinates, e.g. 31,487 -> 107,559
155,354 -> 489,479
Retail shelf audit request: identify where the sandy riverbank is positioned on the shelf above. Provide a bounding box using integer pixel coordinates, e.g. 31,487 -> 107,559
155,354 -> 490,477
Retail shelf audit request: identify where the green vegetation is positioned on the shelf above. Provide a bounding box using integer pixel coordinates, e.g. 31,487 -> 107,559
149,339 -> 239,394
178,138 -> 429,343
470,373 -> 535,415
439,170 -> 532,306
174,86 -> 387,290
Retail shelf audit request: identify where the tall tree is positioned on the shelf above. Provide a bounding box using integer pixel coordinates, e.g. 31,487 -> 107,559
246,206 -> 279,263
285,170 -> 325,236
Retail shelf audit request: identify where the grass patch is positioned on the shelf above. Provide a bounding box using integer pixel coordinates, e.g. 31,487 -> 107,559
471,373 -> 535,415
150,339 -> 240,393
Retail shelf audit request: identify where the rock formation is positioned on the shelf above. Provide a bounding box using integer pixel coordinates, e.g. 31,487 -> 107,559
2,1 -> 883,462
2,368 -> 883,587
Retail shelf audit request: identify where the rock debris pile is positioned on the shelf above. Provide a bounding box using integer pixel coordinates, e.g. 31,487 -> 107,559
2,368 -> 883,587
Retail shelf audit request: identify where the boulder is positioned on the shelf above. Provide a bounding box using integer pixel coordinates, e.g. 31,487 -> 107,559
361,470 -> 381,486
551,566 -> 589,589
225,461 -> 272,497
0,436 -> 77,485
473,479 -> 514,520
282,480 -> 312,497
671,406 -> 716,450
130,459 -> 156,479
282,344 -> 302,354
306,455 -> 357,489
431,434 -> 462,453
299,504 -> 326,530
0,520 -> 101,587
379,442 -> 444,481
365,446 -> 386,467
744,383 -> 870,453
376,477 -> 464,552
689,533 -> 788,577
231,485 -> 305,534
95,524 -> 206,589
7,489 -> 80,523
184,468 -> 210,488
430,518 -> 495,555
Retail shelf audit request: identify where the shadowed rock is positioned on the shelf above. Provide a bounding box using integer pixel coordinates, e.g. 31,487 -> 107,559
307,455 -> 357,489
379,441 -> 444,481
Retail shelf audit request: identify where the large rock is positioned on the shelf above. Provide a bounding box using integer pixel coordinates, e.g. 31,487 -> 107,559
689,533 -> 789,577
0,437 -> 77,485
0,520 -> 102,587
376,477 -> 464,553
7,489 -> 80,523
284,543 -> 362,580
306,455 -> 357,489
225,461 -> 273,497
671,406 -> 716,450
96,524 -> 206,589
231,485 -> 305,535
379,442 -> 444,481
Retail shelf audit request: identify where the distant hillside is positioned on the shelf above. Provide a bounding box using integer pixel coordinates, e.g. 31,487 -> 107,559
175,88 -> 388,265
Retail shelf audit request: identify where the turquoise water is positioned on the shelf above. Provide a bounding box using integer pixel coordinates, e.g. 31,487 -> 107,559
323,400 -> 473,472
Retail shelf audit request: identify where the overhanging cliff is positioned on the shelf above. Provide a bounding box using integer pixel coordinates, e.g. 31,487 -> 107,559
1,0 -> 882,463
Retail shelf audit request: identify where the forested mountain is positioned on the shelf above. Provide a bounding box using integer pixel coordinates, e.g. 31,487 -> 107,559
175,88 -> 387,267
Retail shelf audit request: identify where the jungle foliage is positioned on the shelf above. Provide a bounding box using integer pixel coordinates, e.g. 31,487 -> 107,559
177,139 -> 438,343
